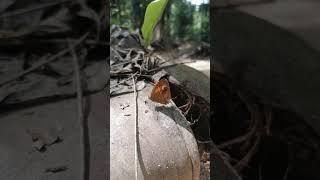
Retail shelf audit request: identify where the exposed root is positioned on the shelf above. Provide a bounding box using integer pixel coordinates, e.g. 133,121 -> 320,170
218,92 -> 259,149
264,106 -> 273,135
235,134 -> 261,172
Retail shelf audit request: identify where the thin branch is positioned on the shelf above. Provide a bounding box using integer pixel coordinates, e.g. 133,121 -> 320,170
0,0 -> 72,18
110,59 -> 134,67
211,142 -> 242,179
218,92 -> 259,149
0,32 -> 89,87
30,39 -> 108,45
264,106 -> 272,135
132,74 -> 138,180
283,164 -> 290,180
110,72 -> 139,88
235,135 -> 261,172
146,60 -> 196,73
111,47 -> 124,61
68,39 -> 89,180
217,111 -> 258,149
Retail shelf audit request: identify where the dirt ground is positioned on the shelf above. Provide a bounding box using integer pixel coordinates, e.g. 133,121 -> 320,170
0,91 -> 107,180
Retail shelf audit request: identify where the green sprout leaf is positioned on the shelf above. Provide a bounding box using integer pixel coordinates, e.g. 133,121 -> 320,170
141,0 -> 169,47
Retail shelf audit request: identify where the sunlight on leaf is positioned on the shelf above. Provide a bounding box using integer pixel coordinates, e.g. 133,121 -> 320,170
141,0 -> 169,47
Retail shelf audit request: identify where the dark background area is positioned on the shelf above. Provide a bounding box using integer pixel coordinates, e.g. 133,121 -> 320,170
212,0 -> 320,180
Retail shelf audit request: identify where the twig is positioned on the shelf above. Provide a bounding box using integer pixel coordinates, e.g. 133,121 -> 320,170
68,39 -> 89,180
218,91 -> 259,149
0,0 -> 71,18
17,39 -> 109,46
110,59 -> 134,67
0,39 -> 109,46
211,143 -> 242,179
283,164 -> 290,180
132,74 -> 138,180
218,110 -> 258,148
110,72 -> 139,88
110,68 -> 136,75
155,54 -> 168,63
177,86 -> 194,112
258,163 -> 263,180
184,93 -> 195,116
235,134 -> 261,172
77,0 -> 101,41
146,60 -> 196,73
189,110 -> 202,126
111,47 -> 124,61
264,106 -> 272,135
197,139 -> 214,144
0,32 -> 89,87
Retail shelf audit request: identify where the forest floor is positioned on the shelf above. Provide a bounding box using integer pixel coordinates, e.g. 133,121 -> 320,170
0,42 -> 108,180
0,1 -> 108,179
0,91 -> 107,180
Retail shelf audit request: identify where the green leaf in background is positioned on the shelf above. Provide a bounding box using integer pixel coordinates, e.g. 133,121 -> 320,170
141,0 -> 169,47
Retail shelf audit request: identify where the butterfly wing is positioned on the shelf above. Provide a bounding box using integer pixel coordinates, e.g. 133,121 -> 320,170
149,82 -> 163,103
149,79 -> 171,104
162,81 -> 171,103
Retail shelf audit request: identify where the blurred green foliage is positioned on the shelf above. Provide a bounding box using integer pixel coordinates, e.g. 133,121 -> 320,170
111,0 -> 209,44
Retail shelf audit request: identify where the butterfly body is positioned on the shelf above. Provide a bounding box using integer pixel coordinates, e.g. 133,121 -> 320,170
149,78 -> 172,105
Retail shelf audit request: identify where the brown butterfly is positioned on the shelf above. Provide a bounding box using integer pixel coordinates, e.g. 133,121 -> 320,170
149,78 -> 172,104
